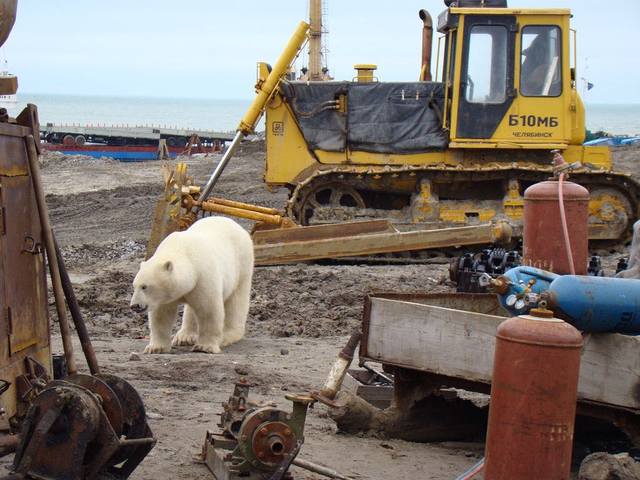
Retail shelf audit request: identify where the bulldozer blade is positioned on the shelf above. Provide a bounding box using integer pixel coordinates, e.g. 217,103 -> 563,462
146,196 -> 180,260
146,163 -> 189,259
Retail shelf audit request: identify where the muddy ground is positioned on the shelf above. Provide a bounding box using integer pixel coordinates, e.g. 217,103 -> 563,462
6,142 -> 639,479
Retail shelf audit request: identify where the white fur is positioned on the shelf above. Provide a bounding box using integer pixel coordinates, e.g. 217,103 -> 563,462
130,216 -> 254,354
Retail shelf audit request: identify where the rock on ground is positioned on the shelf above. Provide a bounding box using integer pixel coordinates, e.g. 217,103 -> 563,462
579,452 -> 640,480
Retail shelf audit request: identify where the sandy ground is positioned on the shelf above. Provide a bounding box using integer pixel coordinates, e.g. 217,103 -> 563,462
6,142 -> 637,479
32,143 -> 472,480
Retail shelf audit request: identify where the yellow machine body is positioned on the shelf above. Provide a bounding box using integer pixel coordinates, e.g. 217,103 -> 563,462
262,5 -> 637,241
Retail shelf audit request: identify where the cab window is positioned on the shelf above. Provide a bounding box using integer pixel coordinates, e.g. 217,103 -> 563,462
520,25 -> 562,97
464,25 -> 508,104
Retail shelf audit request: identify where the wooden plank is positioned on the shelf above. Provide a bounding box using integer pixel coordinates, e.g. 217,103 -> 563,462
363,297 -> 640,410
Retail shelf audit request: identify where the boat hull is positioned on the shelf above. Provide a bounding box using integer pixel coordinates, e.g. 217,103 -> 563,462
42,144 -> 190,162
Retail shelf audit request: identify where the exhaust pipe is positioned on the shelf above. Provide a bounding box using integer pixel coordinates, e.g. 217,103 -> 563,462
419,9 -> 433,81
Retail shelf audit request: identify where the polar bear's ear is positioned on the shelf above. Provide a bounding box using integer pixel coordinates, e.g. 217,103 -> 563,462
164,261 -> 173,272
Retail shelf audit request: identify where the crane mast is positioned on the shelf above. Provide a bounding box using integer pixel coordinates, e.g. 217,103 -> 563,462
308,0 -> 322,80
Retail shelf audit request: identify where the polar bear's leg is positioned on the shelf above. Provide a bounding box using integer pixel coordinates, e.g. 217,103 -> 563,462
144,303 -> 178,354
221,277 -> 251,347
191,294 -> 224,354
172,305 -> 199,346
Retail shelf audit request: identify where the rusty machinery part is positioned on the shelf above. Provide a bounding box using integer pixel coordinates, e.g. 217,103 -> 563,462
236,393 -> 313,473
204,384 -> 357,480
449,247 -> 522,293
64,374 -> 124,436
219,379 -> 252,438
10,374 -> 155,480
203,384 -> 314,479
146,162 -> 192,259
285,164 -> 639,243
14,357 -> 50,410
13,375 -> 156,480
239,409 -> 299,471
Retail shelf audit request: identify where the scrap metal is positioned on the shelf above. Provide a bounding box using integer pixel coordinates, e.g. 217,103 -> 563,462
202,381 -> 356,480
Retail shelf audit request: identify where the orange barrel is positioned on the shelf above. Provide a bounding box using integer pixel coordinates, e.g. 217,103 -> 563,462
484,308 -> 583,480
523,180 -> 589,274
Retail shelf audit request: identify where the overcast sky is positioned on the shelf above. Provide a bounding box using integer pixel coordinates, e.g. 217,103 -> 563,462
5,0 -> 638,103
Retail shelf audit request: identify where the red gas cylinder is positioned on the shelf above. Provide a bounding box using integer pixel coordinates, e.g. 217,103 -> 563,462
523,180 -> 589,274
484,308 -> 583,480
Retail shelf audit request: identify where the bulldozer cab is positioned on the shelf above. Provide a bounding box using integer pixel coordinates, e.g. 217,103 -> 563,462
438,6 -> 584,148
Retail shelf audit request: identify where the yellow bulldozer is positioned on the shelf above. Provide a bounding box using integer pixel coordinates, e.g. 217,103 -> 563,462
151,0 -> 639,262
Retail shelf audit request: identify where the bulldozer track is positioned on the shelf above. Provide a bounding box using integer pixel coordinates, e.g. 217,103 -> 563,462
287,164 -> 640,246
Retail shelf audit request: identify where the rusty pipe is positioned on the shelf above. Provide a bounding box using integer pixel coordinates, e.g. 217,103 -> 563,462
318,330 -> 361,400
419,9 -> 433,81
53,238 -> 100,375
292,457 -> 356,480
26,135 -> 78,375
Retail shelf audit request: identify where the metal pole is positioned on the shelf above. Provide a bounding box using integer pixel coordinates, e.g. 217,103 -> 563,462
292,457 -> 355,480
25,135 -> 77,375
199,130 -> 243,201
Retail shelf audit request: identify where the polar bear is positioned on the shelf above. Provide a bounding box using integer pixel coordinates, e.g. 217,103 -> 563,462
130,216 -> 254,354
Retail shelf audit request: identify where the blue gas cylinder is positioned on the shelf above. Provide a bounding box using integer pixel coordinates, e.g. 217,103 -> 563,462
545,276 -> 640,334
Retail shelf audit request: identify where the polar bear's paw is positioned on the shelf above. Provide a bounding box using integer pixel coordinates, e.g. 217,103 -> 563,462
192,343 -> 221,354
143,343 -> 171,354
172,331 -> 198,346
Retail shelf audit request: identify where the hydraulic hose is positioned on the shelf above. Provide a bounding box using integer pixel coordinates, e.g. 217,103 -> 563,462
454,457 -> 484,480
554,151 -> 576,275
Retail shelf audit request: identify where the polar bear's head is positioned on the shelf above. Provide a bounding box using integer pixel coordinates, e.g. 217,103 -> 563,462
130,259 -> 177,313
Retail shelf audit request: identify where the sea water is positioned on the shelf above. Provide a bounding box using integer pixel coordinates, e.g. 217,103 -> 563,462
9,93 -> 250,133
7,93 -> 640,136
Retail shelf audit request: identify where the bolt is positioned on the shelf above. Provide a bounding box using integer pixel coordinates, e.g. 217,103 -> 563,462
260,427 -> 268,436
284,428 -> 292,436
257,452 -> 265,459
241,434 -> 248,441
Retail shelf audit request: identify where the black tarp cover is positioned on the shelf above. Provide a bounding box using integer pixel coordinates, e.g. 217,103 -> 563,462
280,81 -> 448,154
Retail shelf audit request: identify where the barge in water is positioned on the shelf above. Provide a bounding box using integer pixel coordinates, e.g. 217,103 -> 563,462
41,123 -> 234,161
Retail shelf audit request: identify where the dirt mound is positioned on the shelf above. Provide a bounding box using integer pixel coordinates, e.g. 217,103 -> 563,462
250,264 -> 450,338
40,150 -> 121,168
611,144 -> 640,180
